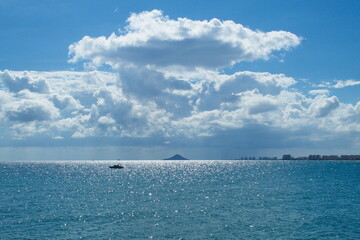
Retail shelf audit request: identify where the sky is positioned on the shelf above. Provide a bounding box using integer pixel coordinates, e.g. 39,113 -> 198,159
0,0 -> 359,160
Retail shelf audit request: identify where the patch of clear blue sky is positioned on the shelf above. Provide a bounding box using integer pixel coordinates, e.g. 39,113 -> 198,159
0,0 -> 359,103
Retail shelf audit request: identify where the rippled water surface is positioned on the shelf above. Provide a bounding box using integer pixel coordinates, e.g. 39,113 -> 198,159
1,160 -> 359,239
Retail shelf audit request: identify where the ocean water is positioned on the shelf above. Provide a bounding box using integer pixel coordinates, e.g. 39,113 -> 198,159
0,160 -> 359,240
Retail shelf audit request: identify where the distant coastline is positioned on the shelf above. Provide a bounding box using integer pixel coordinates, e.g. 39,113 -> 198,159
281,154 -> 360,161
234,154 -> 360,161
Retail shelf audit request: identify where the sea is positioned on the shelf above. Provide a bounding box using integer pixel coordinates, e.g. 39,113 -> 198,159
0,160 -> 359,240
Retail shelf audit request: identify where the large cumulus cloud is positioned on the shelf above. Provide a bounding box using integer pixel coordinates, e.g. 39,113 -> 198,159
69,10 -> 301,69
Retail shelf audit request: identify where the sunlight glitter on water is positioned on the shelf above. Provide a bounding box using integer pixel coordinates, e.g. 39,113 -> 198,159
1,160 -> 359,239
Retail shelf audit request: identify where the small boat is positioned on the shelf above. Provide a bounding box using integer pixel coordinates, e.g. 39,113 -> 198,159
109,164 -> 124,169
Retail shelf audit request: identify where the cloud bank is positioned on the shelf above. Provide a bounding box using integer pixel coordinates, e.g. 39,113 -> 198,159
1,10 -> 359,155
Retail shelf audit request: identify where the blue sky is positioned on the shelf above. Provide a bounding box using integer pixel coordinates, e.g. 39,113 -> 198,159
0,0 -> 359,160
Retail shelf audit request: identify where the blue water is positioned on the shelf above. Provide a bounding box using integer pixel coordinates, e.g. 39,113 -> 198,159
0,160 -> 359,239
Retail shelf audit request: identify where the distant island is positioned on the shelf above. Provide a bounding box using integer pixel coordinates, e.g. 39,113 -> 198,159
163,154 -> 189,160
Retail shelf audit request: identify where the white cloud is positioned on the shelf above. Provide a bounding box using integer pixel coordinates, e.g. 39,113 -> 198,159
4,98 -> 59,122
0,71 -> 49,93
9,122 -> 47,139
314,79 -> 360,89
245,97 -> 278,115
68,10 -> 301,69
98,116 -> 116,125
52,136 -> 64,140
51,94 -> 83,111
309,89 -> 329,95
332,79 -> 360,88
309,96 -> 340,118
72,131 -> 85,138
